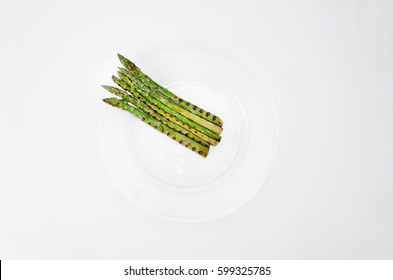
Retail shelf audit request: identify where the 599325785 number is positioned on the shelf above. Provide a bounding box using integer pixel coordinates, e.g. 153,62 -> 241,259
217,266 -> 271,276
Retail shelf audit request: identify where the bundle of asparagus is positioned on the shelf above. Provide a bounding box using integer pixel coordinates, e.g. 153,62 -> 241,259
102,54 -> 223,157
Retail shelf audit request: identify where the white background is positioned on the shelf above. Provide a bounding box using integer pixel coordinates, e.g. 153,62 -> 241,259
1,0 -> 393,259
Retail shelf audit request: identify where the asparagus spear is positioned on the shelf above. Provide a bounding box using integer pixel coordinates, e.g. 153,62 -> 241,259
112,75 -> 220,145
117,54 -> 224,127
102,85 -> 210,147
118,68 -> 223,135
112,75 -> 222,143
117,72 -> 222,141
103,97 -> 209,157
132,91 -> 219,146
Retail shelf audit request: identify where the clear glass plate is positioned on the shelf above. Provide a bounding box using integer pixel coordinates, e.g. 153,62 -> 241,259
97,41 -> 279,222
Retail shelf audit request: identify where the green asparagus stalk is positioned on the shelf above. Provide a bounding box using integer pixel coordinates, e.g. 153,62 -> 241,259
102,85 -> 210,147
103,97 -> 209,157
117,54 -> 224,127
110,76 -> 219,146
118,67 -> 223,135
112,75 -> 222,143
131,91 -> 219,146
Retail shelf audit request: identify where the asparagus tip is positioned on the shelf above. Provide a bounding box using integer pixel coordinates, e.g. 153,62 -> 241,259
117,53 -> 127,64
118,67 -> 127,72
102,98 -> 111,105
117,53 -> 136,70
111,75 -> 120,83
103,97 -> 124,109
102,85 -> 121,96
101,85 -> 112,91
